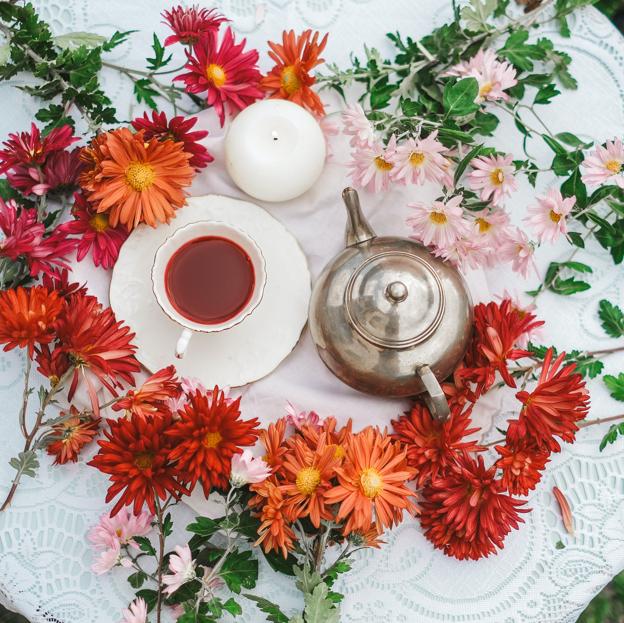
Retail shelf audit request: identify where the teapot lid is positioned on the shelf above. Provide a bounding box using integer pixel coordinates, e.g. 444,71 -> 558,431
345,250 -> 446,349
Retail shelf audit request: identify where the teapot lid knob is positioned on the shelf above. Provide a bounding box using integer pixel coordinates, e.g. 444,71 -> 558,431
386,281 -> 408,303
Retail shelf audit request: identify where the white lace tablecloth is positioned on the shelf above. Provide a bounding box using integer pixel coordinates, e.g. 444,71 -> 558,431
2,1 -> 624,622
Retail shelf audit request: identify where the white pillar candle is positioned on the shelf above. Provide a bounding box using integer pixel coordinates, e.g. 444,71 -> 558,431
224,99 -> 326,203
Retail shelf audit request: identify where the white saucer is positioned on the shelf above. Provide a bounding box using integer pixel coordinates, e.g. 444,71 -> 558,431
109,195 -> 311,387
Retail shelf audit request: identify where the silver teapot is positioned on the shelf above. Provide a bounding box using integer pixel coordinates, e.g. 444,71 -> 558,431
308,188 -> 473,421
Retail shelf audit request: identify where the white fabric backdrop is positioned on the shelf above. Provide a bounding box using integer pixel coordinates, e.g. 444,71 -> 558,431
1,1 -> 624,622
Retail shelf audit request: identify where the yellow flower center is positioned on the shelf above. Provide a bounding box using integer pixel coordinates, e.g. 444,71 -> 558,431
89,212 -> 109,233
549,210 -> 562,223
606,159 -> 622,174
332,444 -> 346,460
476,217 -> 492,233
281,65 -> 302,95
296,466 -> 321,496
359,467 -> 383,499
115,528 -> 123,537
203,431 -> 222,449
205,63 -> 227,88
124,162 -> 155,192
134,452 -> 154,470
374,156 -> 393,172
490,168 -> 505,186
429,211 -> 447,225
409,151 -> 425,166
479,82 -> 493,97
49,374 -> 60,387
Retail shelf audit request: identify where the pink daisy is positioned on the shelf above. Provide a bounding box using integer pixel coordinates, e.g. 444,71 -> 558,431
525,188 -> 575,243
284,401 -> 322,430
319,114 -> 340,159
174,27 -> 263,126
446,49 -> 517,102
348,135 -> 397,193
407,195 -> 470,249
91,541 -> 132,575
581,138 -> 624,188
467,153 -> 517,205
391,131 -> 450,185
162,544 -> 196,595
230,449 -> 271,486
432,235 -> 491,271
59,193 -> 128,269
342,103 -> 375,147
472,208 -> 513,245
162,6 -> 227,47
88,508 -> 153,551
499,227 -> 537,277
120,597 -> 148,623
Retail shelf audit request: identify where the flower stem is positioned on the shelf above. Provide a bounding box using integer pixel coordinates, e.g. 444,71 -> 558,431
154,497 -> 167,623
18,355 -> 32,439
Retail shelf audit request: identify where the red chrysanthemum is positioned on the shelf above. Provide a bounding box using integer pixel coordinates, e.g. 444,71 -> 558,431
162,5 -> 227,46
0,286 -> 63,355
262,29 -> 328,116
89,412 -> 186,516
42,148 -> 84,192
391,402 -> 482,486
113,365 -> 180,419
508,348 -> 590,453
59,193 -> 128,269
46,406 -> 100,465
495,441 -> 550,496
458,299 -> 544,394
175,28 -> 263,126
41,268 -> 87,298
0,199 -> 44,260
50,291 -> 140,414
166,387 -> 260,495
26,227 -> 78,278
131,111 -> 213,170
419,453 -> 527,560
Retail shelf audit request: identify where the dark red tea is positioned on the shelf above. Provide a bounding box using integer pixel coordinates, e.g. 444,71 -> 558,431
165,236 -> 255,324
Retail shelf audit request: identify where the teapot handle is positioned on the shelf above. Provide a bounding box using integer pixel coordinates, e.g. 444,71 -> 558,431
415,365 -> 450,422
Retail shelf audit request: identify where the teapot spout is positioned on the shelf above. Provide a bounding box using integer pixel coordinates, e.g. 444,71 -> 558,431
342,187 -> 376,247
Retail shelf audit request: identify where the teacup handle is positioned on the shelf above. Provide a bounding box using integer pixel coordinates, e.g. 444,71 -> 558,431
415,364 -> 450,422
175,328 -> 193,359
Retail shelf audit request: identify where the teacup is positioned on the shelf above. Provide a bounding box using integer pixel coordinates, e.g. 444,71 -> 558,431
152,221 -> 267,359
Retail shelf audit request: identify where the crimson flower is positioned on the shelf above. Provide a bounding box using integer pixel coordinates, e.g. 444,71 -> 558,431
26,227 -> 78,278
508,348 -> 589,452
59,193 -> 128,269
131,111 -> 213,170
495,441 -> 550,496
41,268 -> 87,298
0,199 -> 44,260
42,148 -> 84,192
89,412 -> 187,516
162,5 -> 227,46
175,28 -> 263,126
166,387 -> 260,494
113,365 -> 180,419
0,286 -> 63,355
419,453 -> 527,560
391,402 -> 482,486
46,406 -> 100,465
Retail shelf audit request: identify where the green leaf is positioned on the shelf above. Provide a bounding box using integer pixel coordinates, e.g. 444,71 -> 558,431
262,549 -> 298,576
559,260 -> 592,273
555,540 -> 566,550
135,589 -> 158,612
471,111 -> 499,136
498,29 -> 545,72
443,78 -> 479,118
146,33 -> 172,71
460,0 -> 497,31
549,276 -> 591,295
561,168 -> 587,208
133,78 -> 159,110
303,583 -> 340,623
588,185 -> 617,206
222,598 -> 243,616
102,30 -> 136,52
187,516 -> 220,538
604,373 -> 624,401
127,570 -> 147,589
542,135 -> 567,156
453,144 -> 483,186
163,512 -> 173,537
219,550 -> 258,594
134,536 -> 156,556
599,423 -> 624,451
400,98 -> 420,117
244,595 -> 289,623
556,132 -> 592,148
294,563 -> 323,594
567,231 -> 585,248
53,31 -> 106,50
8,450 -> 39,479
598,299 -> 624,338
534,83 -> 560,105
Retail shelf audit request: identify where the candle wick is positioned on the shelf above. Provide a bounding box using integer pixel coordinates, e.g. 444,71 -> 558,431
271,130 -> 279,141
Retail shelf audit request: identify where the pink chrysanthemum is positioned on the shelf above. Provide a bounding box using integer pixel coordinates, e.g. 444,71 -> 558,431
432,235 -> 491,271
88,508 -> 153,551
407,195 -> 470,249
525,187 -> 575,243
285,401 -> 322,430
131,111 -> 213,170
230,449 -> 271,486
471,208 -> 513,246
342,103 -> 375,147
162,6 -> 227,46
468,153 -> 517,205
174,28 -> 263,126
446,49 -> 517,103
348,135 -> 397,193
581,138 -> 624,188
162,544 -> 196,595
391,131 -> 450,186
59,193 -> 127,269
499,228 -> 537,278
120,597 -> 148,623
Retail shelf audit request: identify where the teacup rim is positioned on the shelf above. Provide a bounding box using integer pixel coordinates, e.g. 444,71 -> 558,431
151,219 -> 267,334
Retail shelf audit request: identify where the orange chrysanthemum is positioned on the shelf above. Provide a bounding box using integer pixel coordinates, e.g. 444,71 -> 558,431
298,416 -> 353,463
280,436 -> 338,527
262,29 -> 328,116
0,286 -> 63,355
260,418 -> 288,472
325,427 -> 416,535
253,479 -> 296,558
113,365 -> 180,419
83,128 -> 194,231
166,387 -> 260,495
46,406 -> 100,465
